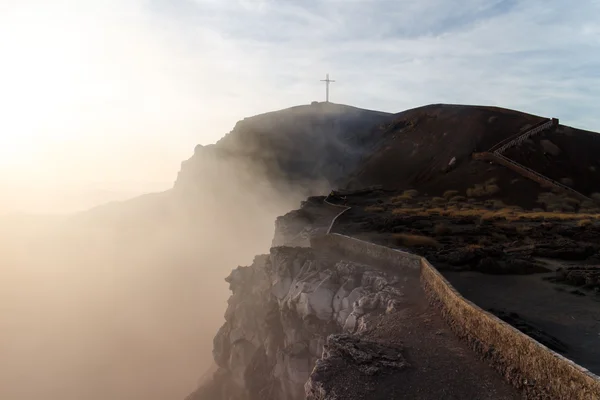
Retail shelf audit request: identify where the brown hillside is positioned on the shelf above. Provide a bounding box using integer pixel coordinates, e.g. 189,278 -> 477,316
344,104 -> 600,208
347,104 -> 546,190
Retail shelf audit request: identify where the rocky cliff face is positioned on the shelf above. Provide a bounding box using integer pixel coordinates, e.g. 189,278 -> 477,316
187,202 -> 405,400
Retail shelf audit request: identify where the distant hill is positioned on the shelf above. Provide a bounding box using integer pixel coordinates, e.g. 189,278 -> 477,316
175,102 -> 393,196
345,104 -> 600,207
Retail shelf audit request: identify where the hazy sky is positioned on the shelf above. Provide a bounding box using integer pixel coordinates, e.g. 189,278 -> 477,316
1,0 -> 599,213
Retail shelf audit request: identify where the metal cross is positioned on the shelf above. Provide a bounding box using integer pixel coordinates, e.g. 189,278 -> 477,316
320,73 -> 335,102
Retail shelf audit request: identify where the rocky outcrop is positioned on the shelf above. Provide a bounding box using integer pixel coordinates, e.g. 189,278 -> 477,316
190,244 -> 405,400
305,334 -> 407,400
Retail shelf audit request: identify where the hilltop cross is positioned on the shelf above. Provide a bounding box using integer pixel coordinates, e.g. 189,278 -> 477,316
320,73 -> 335,102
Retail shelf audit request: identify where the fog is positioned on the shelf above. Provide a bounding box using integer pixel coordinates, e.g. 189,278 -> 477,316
0,159 -> 307,400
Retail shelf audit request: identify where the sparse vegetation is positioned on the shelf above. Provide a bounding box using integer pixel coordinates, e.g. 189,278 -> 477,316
466,180 -> 501,197
449,195 -> 467,203
537,192 -> 581,212
392,206 -> 600,222
560,177 -> 574,187
434,223 -> 452,235
432,197 -> 446,205
393,233 -> 440,247
391,189 -> 419,204
391,195 -> 412,203
484,199 -> 506,209
443,190 -> 459,200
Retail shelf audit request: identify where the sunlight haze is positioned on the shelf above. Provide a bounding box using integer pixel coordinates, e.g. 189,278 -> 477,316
2,1 -> 600,400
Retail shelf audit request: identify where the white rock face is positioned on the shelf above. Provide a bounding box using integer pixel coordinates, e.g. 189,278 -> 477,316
195,246 -> 405,400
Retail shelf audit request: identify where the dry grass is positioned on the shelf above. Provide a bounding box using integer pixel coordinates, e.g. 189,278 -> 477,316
365,205 -> 385,212
432,197 -> 446,205
578,219 -> 592,227
434,222 -> 452,235
537,192 -> 581,212
393,233 -> 440,247
466,179 -> 501,198
391,190 -> 419,204
443,190 -> 459,200
392,206 -> 600,222
391,194 -> 413,203
449,195 -> 467,203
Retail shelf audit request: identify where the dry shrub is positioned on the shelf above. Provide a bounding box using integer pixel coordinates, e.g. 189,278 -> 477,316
393,233 -> 440,248
391,195 -> 412,204
560,177 -> 574,187
564,197 -> 581,206
466,182 -> 501,197
434,223 -> 452,235
547,204 -> 574,212
432,197 -> 446,205
517,225 -> 532,234
484,199 -> 506,209
443,190 -> 459,200
578,219 -> 592,227
581,200 -> 596,209
537,192 -> 579,212
391,190 -> 418,204
449,195 -> 467,203
365,205 -> 385,212
392,205 -> 600,222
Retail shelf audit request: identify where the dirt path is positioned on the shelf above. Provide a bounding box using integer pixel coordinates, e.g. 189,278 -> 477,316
316,249 -> 522,400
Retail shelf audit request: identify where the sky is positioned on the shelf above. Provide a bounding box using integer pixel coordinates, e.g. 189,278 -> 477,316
1,0 -> 599,213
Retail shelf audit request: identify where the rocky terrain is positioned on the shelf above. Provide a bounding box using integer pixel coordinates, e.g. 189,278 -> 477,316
8,101 -> 599,400
182,102 -> 600,399
329,189 -> 600,375
187,199 -> 520,400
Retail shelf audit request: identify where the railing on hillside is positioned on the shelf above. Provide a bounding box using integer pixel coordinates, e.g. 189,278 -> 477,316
491,119 -> 556,154
489,119 -> 551,153
474,116 -> 597,202
473,152 -> 593,202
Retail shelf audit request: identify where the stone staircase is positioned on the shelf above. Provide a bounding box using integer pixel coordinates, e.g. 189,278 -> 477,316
475,117 -> 595,202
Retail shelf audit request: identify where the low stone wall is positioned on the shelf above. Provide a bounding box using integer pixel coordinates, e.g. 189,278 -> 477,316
420,258 -> 600,399
315,196 -> 600,398
311,233 -> 421,272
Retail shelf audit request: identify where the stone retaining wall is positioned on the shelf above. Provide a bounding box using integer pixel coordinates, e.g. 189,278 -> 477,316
420,258 -> 600,400
315,197 -> 600,399
311,233 -> 421,272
